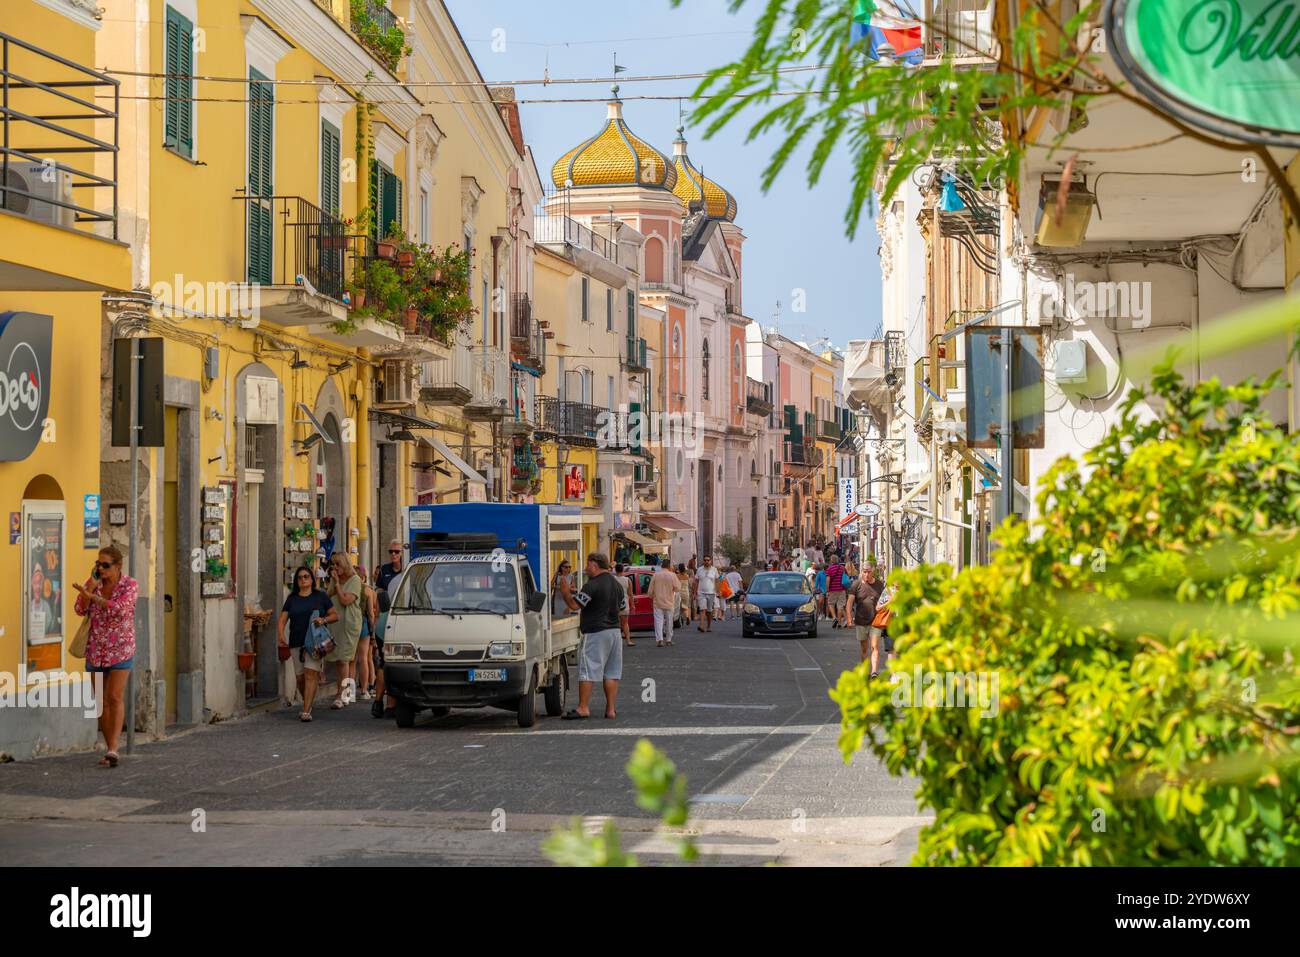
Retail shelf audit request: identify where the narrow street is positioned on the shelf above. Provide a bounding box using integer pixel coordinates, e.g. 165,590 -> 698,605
0,617 -> 924,866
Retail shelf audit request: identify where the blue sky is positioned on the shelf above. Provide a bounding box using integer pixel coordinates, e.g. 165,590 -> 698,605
444,0 -> 883,348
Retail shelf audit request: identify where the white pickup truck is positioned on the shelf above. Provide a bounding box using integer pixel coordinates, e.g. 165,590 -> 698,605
380,503 -> 585,728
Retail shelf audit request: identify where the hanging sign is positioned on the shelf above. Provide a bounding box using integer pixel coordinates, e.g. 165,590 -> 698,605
1106,0 -> 1300,146
839,477 -> 856,520
83,494 -> 100,548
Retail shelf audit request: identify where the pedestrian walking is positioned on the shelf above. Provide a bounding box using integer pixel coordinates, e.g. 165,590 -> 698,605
614,562 -> 636,646
675,562 -> 692,624
826,553 -> 848,628
847,566 -> 884,665
374,539 -> 404,593
71,545 -> 138,767
325,552 -> 363,709
277,565 -> 338,722
695,554 -> 719,631
562,552 -> 629,720
552,559 -> 577,619
370,587 -> 395,719
722,566 -> 743,620
868,579 -> 897,678
814,562 -> 828,619
650,557 -> 680,646
354,564 -> 377,700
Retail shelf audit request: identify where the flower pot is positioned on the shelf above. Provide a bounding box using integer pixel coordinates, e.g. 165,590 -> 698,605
396,249 -> 414,267
237,651 -> 256,673
404,307 -> 419,332
432,267 -> 443,282
351,289 -> 366,309
376,241 -> 397,260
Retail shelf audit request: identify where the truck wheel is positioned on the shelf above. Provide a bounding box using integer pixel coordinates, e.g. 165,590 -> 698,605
543,662 -> 568,717
394,700 -> 417,728
430,706 -> 450,717
516,668 -> 538,728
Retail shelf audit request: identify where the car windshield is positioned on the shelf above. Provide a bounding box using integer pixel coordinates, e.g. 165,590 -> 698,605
391,561 -> 519,615
747,574 -> 811,595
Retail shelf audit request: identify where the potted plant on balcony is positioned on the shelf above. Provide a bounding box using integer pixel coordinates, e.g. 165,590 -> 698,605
375,227 -> 400,261
412,245 -> 473,345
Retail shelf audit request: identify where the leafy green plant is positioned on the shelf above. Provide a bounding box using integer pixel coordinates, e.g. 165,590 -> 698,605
542,740 -> 699,866
205,558 -> 229,579
833,359 -> 1300,865
716,533 -> 753,568
349,0 -> 411,72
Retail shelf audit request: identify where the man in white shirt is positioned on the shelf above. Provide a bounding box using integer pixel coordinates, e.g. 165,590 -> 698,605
648,557 -> 681,647
695,555 -> 719,633
722,567 -> 743,620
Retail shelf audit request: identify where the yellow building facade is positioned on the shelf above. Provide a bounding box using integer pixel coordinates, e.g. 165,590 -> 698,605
1,1 -> 134,758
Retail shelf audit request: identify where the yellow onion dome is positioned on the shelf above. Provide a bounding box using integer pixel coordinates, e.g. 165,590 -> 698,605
551,87 -> 677,191
671,128 -> 738,222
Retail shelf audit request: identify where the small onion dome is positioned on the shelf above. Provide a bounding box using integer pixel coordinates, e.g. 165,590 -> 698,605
671,128 -> 738,222
551,86 -> 678,191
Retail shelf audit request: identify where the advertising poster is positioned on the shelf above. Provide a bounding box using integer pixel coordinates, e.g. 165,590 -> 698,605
83,493 -> 100,548
24,508 -> 65,673
8,511 -> 18,545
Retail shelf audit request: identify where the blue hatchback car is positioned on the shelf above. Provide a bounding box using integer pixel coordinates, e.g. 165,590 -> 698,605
742,572 -> 818,639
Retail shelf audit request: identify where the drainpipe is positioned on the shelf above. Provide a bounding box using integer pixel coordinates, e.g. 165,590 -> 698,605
355,361 -> 372,572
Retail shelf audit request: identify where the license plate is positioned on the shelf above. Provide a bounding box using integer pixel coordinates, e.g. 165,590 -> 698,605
468,668 -> 506,682
770,615 -> 788,622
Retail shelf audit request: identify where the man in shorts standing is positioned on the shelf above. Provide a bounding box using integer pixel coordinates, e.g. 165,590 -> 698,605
562,552 -> 629,720
695,554 -> 719,632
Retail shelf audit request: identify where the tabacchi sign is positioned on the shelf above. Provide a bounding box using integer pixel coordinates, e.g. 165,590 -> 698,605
1107,0 -> 1300,145
0,312 -> 53,462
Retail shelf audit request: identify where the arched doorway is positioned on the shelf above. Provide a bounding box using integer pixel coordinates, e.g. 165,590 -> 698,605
21,474 -> 67,675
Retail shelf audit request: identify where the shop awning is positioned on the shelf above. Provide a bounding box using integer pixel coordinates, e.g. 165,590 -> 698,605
417,434 -> 487,486
615,529 -> 662,549
642,513 -> 694,534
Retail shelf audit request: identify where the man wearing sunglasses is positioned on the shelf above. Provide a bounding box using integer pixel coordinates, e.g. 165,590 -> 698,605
374,539 -> 404,593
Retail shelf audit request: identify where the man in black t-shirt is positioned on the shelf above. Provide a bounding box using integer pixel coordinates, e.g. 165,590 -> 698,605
562,552 -> 629,720
374,540 -> 404,593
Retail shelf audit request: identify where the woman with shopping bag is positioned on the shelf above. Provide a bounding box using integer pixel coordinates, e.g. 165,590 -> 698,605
277,565 -> 338,722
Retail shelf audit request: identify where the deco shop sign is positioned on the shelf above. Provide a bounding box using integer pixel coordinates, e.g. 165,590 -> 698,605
0,312 -> 53,462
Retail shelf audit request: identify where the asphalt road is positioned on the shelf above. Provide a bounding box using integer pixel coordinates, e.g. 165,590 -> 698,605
0,614 -> 926,866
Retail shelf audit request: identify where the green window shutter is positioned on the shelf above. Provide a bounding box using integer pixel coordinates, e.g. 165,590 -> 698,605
581,278 -> 589,323
247,68 -> 273,285
783,404 -> 796,430
628,401 -> 641,454
395,175 -> 403,229
606,288 -> 612,330
627,289 -> 635,337
369,158 -> 379,239
249,203 -> 272,285
376,164 -> 398,237
164,7 -> 194,157
321,121 -> 340,216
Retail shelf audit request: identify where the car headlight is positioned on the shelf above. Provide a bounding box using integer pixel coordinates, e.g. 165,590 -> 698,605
386,642 -> 417,661
743,603 -> 760,615
798,601 -> 816,614
488,641 -> 514,659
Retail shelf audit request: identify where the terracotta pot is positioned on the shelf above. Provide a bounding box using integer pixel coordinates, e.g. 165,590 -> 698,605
432,267 -> 443,282
237,651 -> 256,673
397,250 -> 414,267
376,241 -> 397,260
404,306 -> 419,332
351,289 -> 366,309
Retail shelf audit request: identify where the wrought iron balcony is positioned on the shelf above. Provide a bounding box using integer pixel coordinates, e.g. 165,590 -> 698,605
0,31 -> 119,238
745,378 -> 773,416
234,194 -> 368,301
535,396 -> 600,446
818,418 -> 841,441
782,439 -> 822,471
510,293 -> 546,372
464,347 -> 510,421
922,1 -> 998,63
350,1 -> 403,69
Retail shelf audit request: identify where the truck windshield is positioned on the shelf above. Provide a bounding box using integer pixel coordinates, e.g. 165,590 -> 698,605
391,561 -> 519,615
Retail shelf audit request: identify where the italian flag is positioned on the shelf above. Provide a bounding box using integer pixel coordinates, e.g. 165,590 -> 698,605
851,0 -> 925,65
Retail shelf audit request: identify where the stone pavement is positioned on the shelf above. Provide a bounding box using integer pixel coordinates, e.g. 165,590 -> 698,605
0,614 -> 928,865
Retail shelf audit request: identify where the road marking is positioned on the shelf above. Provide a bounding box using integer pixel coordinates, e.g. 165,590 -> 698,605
792,667 -> 822,671
706,739 -> 758,762
482,724 -> 827,737
689,703 -> 777,711
689,793 -> 749,804
729,645 -> 783,651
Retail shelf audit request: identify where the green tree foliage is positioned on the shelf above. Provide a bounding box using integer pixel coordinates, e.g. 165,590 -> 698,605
832,363 -> 1300,865
716,533 -> 754,568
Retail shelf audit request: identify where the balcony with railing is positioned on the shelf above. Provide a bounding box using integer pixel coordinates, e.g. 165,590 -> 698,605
418,344 -> 474,406
782,439 -> 822,473
349,1 -> 406,72
818,418 -> 841,441
509,293 -> 546,372
921,0 -> 998,64
745,378 -> 773,416
464,347 -> 510,421
535,190 -> 639,276
768,475 -> 786,496
535,396 -> 600,447
0,31 -> 130,290
503,367 -> 537,437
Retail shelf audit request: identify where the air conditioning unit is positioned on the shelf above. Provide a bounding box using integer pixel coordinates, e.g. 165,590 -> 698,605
592,477 -> 605,498
378,359 -> 415,406
1,161 -> 75,228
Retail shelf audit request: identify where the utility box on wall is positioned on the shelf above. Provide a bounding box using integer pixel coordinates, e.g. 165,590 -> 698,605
1053,339 -> 1089,384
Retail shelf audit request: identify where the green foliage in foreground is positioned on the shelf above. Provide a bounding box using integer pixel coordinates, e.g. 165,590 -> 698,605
542,740 -> 699,866
833,364 -> 1300,865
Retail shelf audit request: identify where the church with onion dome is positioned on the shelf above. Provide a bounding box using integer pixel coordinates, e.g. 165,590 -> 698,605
536,86 -> 763,564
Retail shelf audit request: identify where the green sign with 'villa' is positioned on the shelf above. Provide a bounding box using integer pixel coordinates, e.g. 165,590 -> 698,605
1112,0 -> 1300,137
